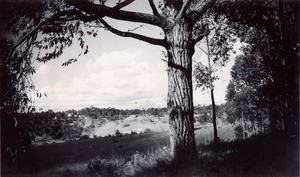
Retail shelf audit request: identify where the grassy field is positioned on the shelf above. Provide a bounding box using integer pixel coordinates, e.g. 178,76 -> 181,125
16,131 -> 169,172
2,124 -> 298,177
15,124 -> 234,172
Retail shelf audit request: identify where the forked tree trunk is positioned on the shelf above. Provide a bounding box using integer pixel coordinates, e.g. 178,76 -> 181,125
165,19 -> 198,164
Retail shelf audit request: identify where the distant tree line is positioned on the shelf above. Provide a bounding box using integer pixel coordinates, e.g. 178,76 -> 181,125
76,106 -> 168,119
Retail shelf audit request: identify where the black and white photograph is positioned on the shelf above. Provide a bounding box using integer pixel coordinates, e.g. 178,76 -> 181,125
0,0 -> 299,176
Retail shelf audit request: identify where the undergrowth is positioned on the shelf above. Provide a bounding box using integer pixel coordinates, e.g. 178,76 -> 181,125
87,145 -> 172,176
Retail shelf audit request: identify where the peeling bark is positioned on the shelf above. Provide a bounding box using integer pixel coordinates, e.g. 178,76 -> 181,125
165,19 -> 198,164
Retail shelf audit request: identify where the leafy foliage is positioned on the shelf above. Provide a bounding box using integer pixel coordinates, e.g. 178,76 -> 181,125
193,62 -> 217,91
215,0 -> 299,135
225,53 -> 272,135
0,0 -> 84,162
193,13 -> 236,91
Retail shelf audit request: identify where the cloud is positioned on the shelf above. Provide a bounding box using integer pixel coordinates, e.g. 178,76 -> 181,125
36,64 -> 50,76
35,50 -> 168,111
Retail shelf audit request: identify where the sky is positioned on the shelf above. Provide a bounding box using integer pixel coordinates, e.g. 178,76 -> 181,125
30,1 -> 241,112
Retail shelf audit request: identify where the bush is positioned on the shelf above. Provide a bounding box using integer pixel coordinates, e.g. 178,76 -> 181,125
115,129 -> 122,137
87,156 -> 125,175
130,131 -> 137,135
79,134 -> 90,140
143,128 -> 152,134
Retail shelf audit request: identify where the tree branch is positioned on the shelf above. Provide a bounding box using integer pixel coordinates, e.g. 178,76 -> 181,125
65,0 -> 168,28
99,19 -> 166,47
189,0 -> 217,22
162,59 -> 188,73
176,0 -> 192,20
113,0 -> 135,10
148,0 -> 159,16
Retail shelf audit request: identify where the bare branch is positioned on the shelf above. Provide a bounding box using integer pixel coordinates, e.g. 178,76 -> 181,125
176,0 -> 192,19
65,0 -> 168,28
148,0 -> 159,16
196,43 -> 207,54
162,59 -> 188,73
128,25 -> 144,32
99,19 -> 166,47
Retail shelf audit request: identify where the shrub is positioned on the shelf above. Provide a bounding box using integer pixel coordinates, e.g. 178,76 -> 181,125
143,128 -> 152,134
130,131 -> 137,135
115,129 -> 122,137
79,134 -> 90,140
126,146 -> 172,175
87,156 -> 125,175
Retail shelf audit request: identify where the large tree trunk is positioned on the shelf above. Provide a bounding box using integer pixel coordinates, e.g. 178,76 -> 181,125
165,19 -> 198,164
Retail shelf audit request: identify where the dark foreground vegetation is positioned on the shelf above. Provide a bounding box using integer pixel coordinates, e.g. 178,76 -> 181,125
2,130 -> 298,177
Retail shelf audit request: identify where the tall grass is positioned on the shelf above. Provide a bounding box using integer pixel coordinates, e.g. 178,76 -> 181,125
87,145 -> 172,176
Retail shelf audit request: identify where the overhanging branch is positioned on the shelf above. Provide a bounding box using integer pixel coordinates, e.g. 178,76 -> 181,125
99,19 -> 166,47
5,9 -> 89,63
65,0 -> 168,28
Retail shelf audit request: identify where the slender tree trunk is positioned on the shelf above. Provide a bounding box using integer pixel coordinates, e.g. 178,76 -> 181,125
242,111 -> 246,139
210,88 -> 218,143
165,19 -> 198,164
206,36 -> 218,144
